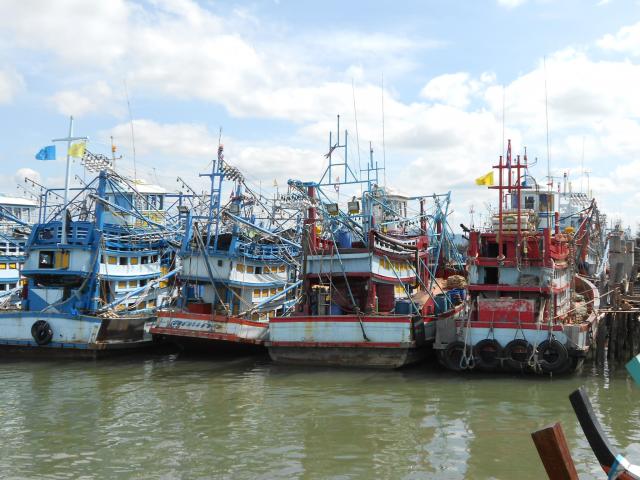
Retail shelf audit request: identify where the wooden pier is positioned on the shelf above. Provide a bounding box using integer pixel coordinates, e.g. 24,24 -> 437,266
594,231 -> 640,365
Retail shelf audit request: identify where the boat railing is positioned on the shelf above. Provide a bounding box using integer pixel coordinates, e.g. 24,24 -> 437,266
236,241 -> 300,261
31,221 -> 95,247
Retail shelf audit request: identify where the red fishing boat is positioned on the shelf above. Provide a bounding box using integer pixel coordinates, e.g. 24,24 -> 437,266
434,142 -> 602,374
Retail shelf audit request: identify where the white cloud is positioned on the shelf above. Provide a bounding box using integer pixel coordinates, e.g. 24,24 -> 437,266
420,72 -> 495,108
14,168 -> 41,185
598,21 -> 640,55
49,81 -> 120,117
497,0 -> 528,8
2,0 -> 640,229
0,69 -> 24,104
103,119 -> 321,192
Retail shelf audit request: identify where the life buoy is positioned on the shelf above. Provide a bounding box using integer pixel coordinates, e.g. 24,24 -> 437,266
442,341 -> 471,372
474,339 -> 503,371
536,339 -> 568,374
504,339 -> 533,371
31,320 -> 53,346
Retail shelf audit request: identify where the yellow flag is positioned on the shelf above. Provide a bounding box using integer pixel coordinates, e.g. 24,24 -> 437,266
475,171 -> 494,186
68,142 -> 86,158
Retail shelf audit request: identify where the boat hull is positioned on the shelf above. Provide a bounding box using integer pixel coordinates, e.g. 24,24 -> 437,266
434,276 -> 601,374
267,313 -> 438,368
267,343 -> 425,369
150,311 -> 269,352
0,311 -> 154,357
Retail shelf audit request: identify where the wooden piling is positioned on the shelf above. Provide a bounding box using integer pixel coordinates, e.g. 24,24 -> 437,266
531,422 -> 579,480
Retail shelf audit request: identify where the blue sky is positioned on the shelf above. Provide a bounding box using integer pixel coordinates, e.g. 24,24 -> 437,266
1,0 -> 639,228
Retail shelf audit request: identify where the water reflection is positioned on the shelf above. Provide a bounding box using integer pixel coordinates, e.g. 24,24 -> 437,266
0,356 -> 638,479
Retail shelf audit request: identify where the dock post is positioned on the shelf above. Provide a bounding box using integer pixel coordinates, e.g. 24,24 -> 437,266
531,422 -> 579,480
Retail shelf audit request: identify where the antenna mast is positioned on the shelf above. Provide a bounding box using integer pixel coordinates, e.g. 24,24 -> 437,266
543,56 -> 552,229
381,74 -> 387,188
124,79 -> 137,181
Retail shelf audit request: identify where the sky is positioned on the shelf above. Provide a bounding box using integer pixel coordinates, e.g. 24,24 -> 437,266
1,0 -> 640,230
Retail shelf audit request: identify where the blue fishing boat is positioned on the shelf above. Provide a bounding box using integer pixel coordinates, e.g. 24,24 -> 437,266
0,120 -> 178,355
151,145 -> 301,351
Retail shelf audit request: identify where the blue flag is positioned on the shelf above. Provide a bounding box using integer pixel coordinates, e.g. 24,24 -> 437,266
35,145 -> 56,161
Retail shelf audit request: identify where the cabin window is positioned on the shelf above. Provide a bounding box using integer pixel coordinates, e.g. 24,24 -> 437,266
0,284 -> 5,291
261,288 -> 268,298
237,263 -> 245,273
140,279 -> 148,287
108,256 -> 117,265
147,299 -> 156,308
255,266 -> 263,274
217,259 -> 223,267
119,257 -> 128,266
8,283 -> 15,289
151,255 -> 158,263
117,281 -> 127,289
278,287 -> 284,292
9,263 -> 17,270
141,256 -> 149,264
484,267 -> 499,285
38,251 -> 55,269
253,288 -> 260,297
524,196 -> 535,210
270,288 -> 277,295
244,265 -> 253,273
130,257 -> 139,265
539,193 -> 554,213
0,263 -> 5,270
129,280 -> 137,288
278,265 -> 286,273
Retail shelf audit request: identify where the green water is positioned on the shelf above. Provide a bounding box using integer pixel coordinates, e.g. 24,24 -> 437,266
0,355 -> 638,479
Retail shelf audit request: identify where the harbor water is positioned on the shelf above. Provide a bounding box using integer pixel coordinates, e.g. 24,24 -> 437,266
1,356 -> 638,479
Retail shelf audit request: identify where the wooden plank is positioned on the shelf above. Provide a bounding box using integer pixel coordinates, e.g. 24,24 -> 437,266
531,422 -> 579,480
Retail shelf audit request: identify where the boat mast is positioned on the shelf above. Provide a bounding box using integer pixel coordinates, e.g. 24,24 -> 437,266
51,116 -> 88,245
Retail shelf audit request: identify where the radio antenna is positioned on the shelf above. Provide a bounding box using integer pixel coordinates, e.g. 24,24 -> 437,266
124,79 -> 137,181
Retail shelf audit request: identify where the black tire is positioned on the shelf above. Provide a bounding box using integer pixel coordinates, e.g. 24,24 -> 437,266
537,340 -> 569,373
31,320 -> 53,346
474,339 -> 503,371
442,341 -> 470,372
504,339 -> 533,372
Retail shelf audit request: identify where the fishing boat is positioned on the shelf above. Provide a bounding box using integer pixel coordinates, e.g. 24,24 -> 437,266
0,123 -> 178,356
434,142 -> 602,374
0,194 -> 37,307
150,145 -> 301,352
267,117 -> 465,368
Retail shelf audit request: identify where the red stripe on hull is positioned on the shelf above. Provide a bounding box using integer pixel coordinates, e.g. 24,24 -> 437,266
458,321 -> 591,332
150,327 -> 264,345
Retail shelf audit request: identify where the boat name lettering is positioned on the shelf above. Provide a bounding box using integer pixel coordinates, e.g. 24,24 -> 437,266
169,319 -> 213,331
